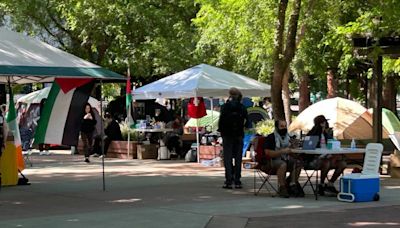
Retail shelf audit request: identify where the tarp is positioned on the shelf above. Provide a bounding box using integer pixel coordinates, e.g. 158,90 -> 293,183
289,97 -> 389,139
132,64 -> 271,99
0,28 -> 125,83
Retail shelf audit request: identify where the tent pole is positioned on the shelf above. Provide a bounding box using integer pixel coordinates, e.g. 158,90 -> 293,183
100,80 -> 106,191
196,119 -> 200,163
127,97 -> 131,159
127,65 -> 131,158
210,98 -> 213,132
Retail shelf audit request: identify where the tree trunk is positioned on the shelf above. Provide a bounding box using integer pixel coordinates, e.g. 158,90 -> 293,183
0,84 -> 6,104
326,69 -> 337,98
272,66 -> 286,120
383,75 -> 397,112
271,0 -> 289,120
364,74 -> 369,107
298,73 -> 310,112
282,69 -> 291,125
271,0 -> 302,121
368,77 -> 376,109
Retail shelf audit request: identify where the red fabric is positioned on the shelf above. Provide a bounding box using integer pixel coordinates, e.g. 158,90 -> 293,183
126,77 -> 131,94
255,136 -> 270,163
187,97 -> 207,118
55,78 -> 94,93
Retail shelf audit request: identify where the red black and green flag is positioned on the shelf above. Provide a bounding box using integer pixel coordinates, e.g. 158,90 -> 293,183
34,78 -> 95,146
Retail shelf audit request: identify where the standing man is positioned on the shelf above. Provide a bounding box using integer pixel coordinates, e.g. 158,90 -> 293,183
218,87 -> 248,189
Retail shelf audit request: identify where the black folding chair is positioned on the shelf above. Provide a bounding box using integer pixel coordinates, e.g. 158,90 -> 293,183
254,163 -> 278,196
252,136 -> 278,196
302,166 -> 319,199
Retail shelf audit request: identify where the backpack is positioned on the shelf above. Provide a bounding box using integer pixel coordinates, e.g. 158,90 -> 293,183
221,102 -> 244,135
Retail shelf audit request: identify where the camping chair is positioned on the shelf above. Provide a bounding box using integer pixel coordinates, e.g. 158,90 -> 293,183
20,127 -> 33,167
22,150 -> 33,167
301,159 -> 320,199
337,143 -> 383,202
253,136 -> 278,196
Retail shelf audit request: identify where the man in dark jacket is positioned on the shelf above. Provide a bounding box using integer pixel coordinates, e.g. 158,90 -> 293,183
218,87 -> 248,189
93,113 -> 122,157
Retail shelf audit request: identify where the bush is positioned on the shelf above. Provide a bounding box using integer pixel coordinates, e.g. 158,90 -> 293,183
120,122 -> 139,141
255,119 -> 274,136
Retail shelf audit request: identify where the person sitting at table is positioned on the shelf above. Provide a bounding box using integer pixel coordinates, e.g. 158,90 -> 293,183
165,115 -> 184,157
262,119 -> 304,198
93,112 -> 123,157
305,115 -> 347,196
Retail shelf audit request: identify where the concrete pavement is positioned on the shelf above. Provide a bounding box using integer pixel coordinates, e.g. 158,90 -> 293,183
1,151 -> 400,228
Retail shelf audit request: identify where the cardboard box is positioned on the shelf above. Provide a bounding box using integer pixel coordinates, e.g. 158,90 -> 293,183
199,145 -> 221,160
137,144 -> 158,159
390,167 -> 400,178
390,153 -> 400,167
181,134 -> 197,141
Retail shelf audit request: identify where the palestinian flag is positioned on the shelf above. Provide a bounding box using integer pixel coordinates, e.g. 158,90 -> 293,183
34,78 -> 95,146
6,86 -> 25,171
126,76 -> 132,110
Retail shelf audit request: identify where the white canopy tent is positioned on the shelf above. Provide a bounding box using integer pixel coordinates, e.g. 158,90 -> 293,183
133,64 -> 271,162
0,28 -> 124,83
133,64 -> 271,99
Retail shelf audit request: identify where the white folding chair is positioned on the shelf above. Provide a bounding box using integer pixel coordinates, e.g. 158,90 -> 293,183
21,128 -> 34,167
337,143 -> 383,202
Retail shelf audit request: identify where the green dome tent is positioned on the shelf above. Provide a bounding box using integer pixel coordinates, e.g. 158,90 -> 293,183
369,108 -> 400,134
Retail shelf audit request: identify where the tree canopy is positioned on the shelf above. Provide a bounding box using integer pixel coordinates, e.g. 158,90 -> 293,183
0,0 -> 199,79
2,0 -> 400,117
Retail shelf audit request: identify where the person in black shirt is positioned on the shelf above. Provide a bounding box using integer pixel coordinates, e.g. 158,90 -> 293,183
92,112 -> 123,157
218,87 -> 248,189
80,103 -> 97,163
262,120 -> 303,198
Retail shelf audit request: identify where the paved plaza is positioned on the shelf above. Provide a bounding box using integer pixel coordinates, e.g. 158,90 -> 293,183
1,151 -> 400,228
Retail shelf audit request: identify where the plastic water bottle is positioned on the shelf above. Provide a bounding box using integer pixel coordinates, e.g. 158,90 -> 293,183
351,138 -> 356,150
250,145 -> 255,161
320,135 -> 326,149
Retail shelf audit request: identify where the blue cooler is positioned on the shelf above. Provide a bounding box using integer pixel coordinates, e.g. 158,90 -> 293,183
337,173 -> 380,202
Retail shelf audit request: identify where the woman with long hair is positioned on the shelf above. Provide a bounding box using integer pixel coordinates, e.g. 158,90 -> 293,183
80,103 -> 97,163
